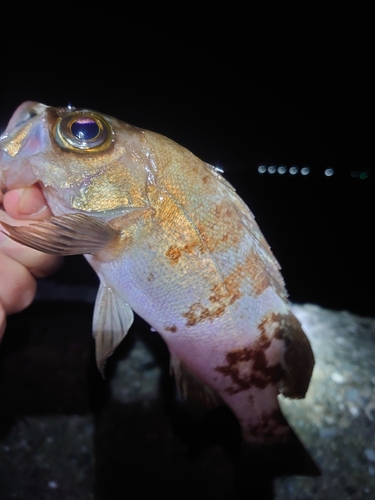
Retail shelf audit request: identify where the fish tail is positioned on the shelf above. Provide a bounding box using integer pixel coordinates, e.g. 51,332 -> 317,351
239,425 -> 321,478
228,427 -> 321,498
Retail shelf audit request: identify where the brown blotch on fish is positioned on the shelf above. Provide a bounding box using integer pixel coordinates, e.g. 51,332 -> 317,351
165,325 -> 178,333
258,312 -> 288,339
215,334 -> 285,394
209,274 -> 243,307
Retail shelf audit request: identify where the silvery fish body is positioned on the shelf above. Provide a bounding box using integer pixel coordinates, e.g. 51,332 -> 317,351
0,102 -> 315,455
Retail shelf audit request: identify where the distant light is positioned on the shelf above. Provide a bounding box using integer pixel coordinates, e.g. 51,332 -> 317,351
324,168 -> 334,177
301,166 -> 310,176
268,165 -> 276,174
277,166 -> 287,174
289,166 -> 298,175
258,165 -> 267,174
360,171 -> 369,180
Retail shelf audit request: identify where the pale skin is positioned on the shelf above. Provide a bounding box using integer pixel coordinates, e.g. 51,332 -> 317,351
0,184 -> 63,339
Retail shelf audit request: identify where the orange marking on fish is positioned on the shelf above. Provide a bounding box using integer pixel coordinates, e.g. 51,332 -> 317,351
195,199 -> 244,254
165,240 -> 203,265
182,301 -> 227,327
165,246 -> 182,265
241,248 -> 271,296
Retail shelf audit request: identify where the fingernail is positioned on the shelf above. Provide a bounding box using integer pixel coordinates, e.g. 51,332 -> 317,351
18,187 -> 47,216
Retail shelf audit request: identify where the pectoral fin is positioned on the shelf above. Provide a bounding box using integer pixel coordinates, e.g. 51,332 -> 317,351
0,213 -> 120,255
170,355 -> 223,415
93,281 -> 134,377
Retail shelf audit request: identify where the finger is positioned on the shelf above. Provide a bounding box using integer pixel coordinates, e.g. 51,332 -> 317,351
0,209 -> 63,278
1,184 -> 63,277
0,253 -> 37,315
3,185 -> 52,220
0,228 -> 63,278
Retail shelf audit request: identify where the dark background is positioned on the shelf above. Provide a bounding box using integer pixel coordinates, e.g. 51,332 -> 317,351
0,22 -> 372,317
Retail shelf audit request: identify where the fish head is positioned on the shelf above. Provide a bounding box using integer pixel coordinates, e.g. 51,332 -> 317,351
0,101 -> 153,216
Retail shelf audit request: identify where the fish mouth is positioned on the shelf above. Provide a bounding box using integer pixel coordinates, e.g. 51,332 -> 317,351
0,117 -> 45,192
3,101 -> 48,134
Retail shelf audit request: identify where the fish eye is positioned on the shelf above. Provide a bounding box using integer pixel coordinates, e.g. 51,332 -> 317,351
54,111 -> 113,152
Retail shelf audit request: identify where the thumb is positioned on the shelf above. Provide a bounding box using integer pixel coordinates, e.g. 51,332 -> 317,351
3,184 -> 52,220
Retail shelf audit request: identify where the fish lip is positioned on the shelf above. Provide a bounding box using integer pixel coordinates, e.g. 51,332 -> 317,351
4,101 -> 48,134
0,107 -> 49,190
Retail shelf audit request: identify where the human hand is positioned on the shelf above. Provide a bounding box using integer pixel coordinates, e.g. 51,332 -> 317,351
0,185 -> 63,339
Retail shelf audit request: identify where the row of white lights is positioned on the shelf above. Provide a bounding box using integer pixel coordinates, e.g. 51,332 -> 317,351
258,166 -> 371,179
258,165 -> 319,175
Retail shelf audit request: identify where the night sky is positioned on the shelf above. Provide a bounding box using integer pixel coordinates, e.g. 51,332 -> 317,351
1,22 -> 372,317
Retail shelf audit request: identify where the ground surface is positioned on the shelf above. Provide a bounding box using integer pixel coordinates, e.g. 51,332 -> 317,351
0,285 -> 374,499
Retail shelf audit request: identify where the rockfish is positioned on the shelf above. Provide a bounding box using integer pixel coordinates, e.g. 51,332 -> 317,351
0,102 -> 317,474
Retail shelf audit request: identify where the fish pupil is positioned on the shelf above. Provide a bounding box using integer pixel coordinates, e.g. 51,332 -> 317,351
71,119 -> 99,141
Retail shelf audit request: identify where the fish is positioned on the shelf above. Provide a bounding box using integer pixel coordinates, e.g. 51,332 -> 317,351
0,101 -> 318,475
